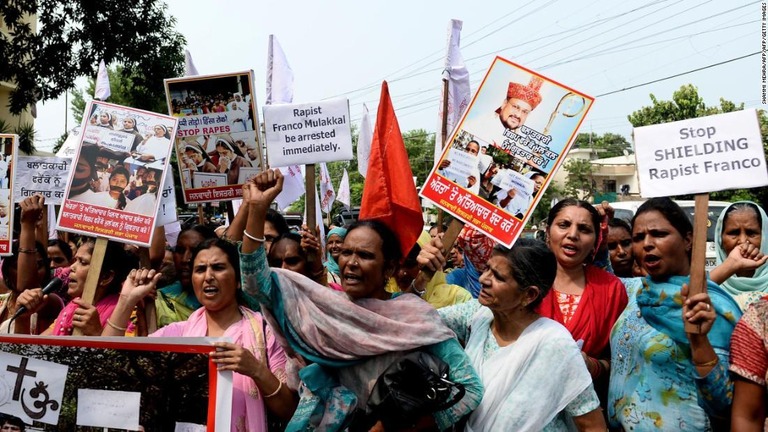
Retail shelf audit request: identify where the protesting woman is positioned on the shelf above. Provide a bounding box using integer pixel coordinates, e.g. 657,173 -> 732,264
17,237 -> 136,336
537,199 -> 628,394
608,197 -> 741,431
710,201 -> 768,310
103,238 -> 297,431
710,202 -> 768,429
0,195 -> 62,334
152,224 -> 216,328
423,237 -> 606,430
324,227 -> 346,284
239,169 -> 482,431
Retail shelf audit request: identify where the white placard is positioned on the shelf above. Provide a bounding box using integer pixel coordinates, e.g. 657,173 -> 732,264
82,127 -> 135,154
156,171 -> 178,226
14,156 -> 71,204
634,109 -> 768,197
491,169 -> 535,196
237,167 -> 261,184
76,389 -> 141,430
441,148 -> 480,185
0,352 -> 69,425
263,98 -> 353,167
175,422 -> 207,432
192,172 -> 227,189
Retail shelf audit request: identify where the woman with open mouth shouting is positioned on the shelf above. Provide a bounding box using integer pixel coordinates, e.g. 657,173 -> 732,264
238,169 -> 482,431
536,199 -> 628,409
103,238 -> 297,431
608,197 -> 741,431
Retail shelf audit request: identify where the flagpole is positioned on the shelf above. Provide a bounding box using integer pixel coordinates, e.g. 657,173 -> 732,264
436,78 -> 450,234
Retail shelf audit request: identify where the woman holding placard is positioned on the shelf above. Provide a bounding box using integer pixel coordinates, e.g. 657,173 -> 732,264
103,238 -> 297,431
17,237 -> 136,336
608,197 -> 741,431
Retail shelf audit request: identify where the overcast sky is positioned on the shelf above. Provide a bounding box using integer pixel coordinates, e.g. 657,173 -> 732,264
34,0 -> 760,153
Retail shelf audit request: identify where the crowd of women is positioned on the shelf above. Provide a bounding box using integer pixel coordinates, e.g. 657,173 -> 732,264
2,167 -> 768,431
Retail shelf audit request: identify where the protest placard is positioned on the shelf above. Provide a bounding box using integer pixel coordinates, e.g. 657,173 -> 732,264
156,171 -> 178,226
263,98 -> 353,167
634,109 -> 768,197
0,335 -> 231,431
165,71 -> 264,204
0,135 -> 17,256
421,57 -> 593,247
57,101 -> 178,247
13,156 -> 70,205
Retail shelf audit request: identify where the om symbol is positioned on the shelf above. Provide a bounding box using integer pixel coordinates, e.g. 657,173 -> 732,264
21,381 -> 59,420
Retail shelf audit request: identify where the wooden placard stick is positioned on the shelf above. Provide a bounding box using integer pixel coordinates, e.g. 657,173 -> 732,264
197,204 -> 205,225
684,193 -> 709,334
436,79 -> 450,233
72,237 -> 107,336
305,163 -> 317,234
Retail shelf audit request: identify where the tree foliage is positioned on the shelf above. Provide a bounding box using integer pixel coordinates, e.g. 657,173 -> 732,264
572,132 -> 632,158
0,119 -> 36,154
628,84 -> 768,208
563,158 -> 595,200
71,65 -> 172,124
0,0 -> 185,115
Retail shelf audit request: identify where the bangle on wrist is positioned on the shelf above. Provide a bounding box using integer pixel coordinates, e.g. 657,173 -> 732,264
693,357 -> 719,367
263,379 -> 283,398
410,280 -> 425,297
106,319 -> 127,332
243,230 -> 265,243
18,247 -> 36,254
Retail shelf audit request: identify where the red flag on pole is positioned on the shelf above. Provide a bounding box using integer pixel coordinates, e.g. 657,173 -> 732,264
360,81 -> 423,258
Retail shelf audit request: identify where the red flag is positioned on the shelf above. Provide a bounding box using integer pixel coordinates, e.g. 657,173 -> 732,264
360,81 -> 423,258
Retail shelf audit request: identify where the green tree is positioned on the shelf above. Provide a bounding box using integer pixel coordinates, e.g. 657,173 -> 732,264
0,0 -> 185,115
563,158 -> 595,200
71,64 -> 171,123
572,132 -> 632,158
0,119 -> 36,154
628,84 -> 768,208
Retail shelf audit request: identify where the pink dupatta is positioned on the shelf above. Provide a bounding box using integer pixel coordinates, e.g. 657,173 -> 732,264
151,307 -> 287,432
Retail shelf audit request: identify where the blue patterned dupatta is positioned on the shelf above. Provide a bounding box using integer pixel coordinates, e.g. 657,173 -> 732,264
636,275 -> 742,353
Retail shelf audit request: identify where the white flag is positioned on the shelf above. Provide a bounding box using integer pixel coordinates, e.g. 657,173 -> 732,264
435,19 -> 471,161
184,49 -> 199,76
94,59 -> 111,101
319,163 -> 336,213
267,34 -> 304,209
357,103 -> 373,177
337,168 -> 351,210
275,164 -> 305,211
266,35 -> 294,105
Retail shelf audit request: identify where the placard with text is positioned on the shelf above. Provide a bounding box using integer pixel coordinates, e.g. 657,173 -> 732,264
0,335 -> 231,431
262,98 -> 353,167
0,135 -> 17,256
420,57 -> 594,247
165,71 -> 264,204
634,109 -> 768,197
56,101 -> 178,247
